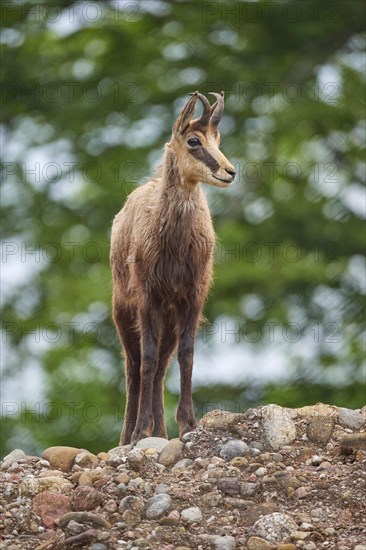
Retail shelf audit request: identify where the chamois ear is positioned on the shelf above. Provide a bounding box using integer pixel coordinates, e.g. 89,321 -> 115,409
173,92 -> 198,135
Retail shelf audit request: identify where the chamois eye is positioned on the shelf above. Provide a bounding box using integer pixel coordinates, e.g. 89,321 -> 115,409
187,137 -> 201,147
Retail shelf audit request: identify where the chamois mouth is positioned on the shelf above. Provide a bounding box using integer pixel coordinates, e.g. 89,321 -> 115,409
211,174 -> 233,184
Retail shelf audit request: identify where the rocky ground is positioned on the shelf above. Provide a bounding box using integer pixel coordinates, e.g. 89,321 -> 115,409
1,403 -> 365,550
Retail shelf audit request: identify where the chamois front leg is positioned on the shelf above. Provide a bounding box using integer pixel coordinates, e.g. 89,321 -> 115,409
176,303 -> 201,438
130,302 -> 160,446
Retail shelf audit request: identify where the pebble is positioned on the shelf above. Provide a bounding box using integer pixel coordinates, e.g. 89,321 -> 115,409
252,512 -> 298,543
213,535 -> 236,549
3,449 -> 27,462
262,405 -> 296,451
155,483 -> 170,494
255,467 -> 267,477
199,410 -> 246,430
181,506 -> 202,523
240,482 -> 258,497
119,496 -> 144,514
58,511 -> 111,529
90,545 -> 108,550
171,458 -> 193,470
107,446 -> 129,466
126,448 -> 145,469
74,451 -> 99,469
158,438 -> 184,467
247,536 -> 276,549
218,478 -> 240,496
71,485 -> 104,511
338,408 -> 364,430
135,437 -> 169,453
19,476 -> 73,496
307,415 -> 335,444
31,492 -> 71,528
42,446 -> 81,472
219,440 -> 249,461
145,494 -> 171,519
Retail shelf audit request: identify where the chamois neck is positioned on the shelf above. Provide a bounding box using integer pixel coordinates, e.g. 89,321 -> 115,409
162,145 -> 199,198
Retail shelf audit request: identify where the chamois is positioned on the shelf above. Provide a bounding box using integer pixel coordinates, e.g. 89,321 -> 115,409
110,91 -> 236,445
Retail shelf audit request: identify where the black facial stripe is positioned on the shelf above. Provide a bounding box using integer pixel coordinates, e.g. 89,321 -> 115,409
189,147 -> 220,172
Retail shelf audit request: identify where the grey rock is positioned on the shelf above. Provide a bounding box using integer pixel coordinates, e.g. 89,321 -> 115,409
135,437 -> 169,452
218,477 -> 241,496
240,482 -> 258,497
171,458 -> 193,470
126,448 -> 145,469
3,449 -> 27,462
90,545 -> 108,550
213,535 -> 236,550
107,446 -> 129,466
119,496 -> 144,514
145,494 -> 171,519
157,438 -> 184,466
338,408 -> 364,430
262,404 -> 296,450
64,519 -> 85,535
219,440 -> 249,461
252,512 -> 297,543
181,506 -> 203,523
155,483 -> 170,494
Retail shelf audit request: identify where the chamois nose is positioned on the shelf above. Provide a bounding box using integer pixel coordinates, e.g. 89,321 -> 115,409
225,168 -> 236,179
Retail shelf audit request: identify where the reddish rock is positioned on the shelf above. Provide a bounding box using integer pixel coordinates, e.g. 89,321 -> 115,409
32,492 -> 71,528
71,485 -> 104,511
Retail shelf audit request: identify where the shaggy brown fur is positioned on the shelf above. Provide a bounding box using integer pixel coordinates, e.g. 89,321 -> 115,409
110,92 -> 236,445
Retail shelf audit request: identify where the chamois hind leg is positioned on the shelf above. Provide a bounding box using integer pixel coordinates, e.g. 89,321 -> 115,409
152,308 -> 178,438
130,299 -> 160,446
176,301 -> 202,438
113,301 -> 141,445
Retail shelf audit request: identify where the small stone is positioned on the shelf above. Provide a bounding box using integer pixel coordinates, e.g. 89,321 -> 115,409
58,511 -> 111,530
107,446 -> 129,466
126,448 -> 145,469
247,536 -> 276,550
160,509 -> 180,525
115,472 -> 129,484
218,478 -> 240,496
42,446 -> 81,472
97,452 -> 109,461
145,494 -> 171,519
155,483 -> 170,494
135,437 -> 169,452
3,449 -> 27,462
291,531 -> 310,541
338,408 -> 364,430
158,439 -> 184,467
277,545 -> 296,550
354,546 -> 366,550
255,467 -> 267,477
307,416 -> 335,445
294,487 -> 308,499
220,440 -> 249,461
199,410 -> 246,430
90,545 -> 108,550
213,535 -> 236,550
32,492 -> 71,528
103,499 -> 117,513
74,451 -> 99,469
229,456 -> 248,467
240,482 -> 257,497
171,458 -> 193,470
324,527 -> 335,536
304,543 -> 316,550
311,455 -> 322,465
181,506 -> 202,523
119,496 -> 144,515
262,405 -> 296,451
19,476 -> 73,496
71,486 -> 104,511
78,472 -> 94,486
252,512 -> 297,543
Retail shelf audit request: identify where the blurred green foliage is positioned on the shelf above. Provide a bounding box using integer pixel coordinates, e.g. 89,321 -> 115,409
1,0 -> 365,456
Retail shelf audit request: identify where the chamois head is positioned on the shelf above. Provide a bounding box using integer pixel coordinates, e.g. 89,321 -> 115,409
169,91 -> 236,188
